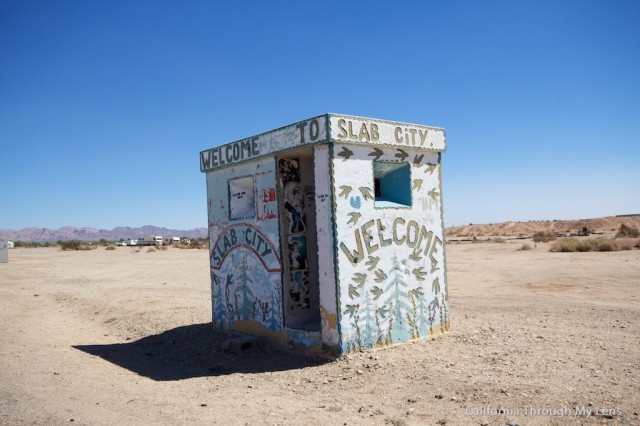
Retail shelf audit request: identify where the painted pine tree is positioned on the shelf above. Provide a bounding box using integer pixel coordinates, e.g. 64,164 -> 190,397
384,255 -> 412,342
235,252 -> 256,320
212,273 -> 230,329
266,291 -> 281,331
359,287 -> 377,348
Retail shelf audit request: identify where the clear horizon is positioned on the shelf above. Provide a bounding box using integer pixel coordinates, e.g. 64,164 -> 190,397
2,1 -> 639,230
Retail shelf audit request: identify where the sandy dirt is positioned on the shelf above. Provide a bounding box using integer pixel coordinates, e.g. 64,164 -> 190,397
1,243 -> 639,425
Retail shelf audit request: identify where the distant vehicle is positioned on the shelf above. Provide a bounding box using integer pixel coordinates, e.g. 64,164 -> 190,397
7,241 -> 14,249
117,241 -> 127,247
137,236 -> 163,246
126,239 -> 138,246
168,237 -> 181,245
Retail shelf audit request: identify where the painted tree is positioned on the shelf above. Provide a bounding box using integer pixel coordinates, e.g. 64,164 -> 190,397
212,273 -> 230,329
234,252 -> 256,320
384,255 -> 412,341
359,287 -> 377,348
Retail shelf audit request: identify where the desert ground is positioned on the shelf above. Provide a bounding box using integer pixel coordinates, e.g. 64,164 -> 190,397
1,240 -> 639,426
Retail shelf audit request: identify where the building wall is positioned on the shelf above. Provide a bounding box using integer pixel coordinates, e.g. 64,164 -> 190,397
206,157 -> 284,339
331,143 -> 449,354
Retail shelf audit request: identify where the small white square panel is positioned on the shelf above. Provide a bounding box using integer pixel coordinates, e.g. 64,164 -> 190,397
229,176 -> 255,219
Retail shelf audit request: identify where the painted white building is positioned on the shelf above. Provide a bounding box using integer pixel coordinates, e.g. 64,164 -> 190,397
200,114 -> 449,355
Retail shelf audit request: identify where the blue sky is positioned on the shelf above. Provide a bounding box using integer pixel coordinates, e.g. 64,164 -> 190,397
1,0 -> 638,230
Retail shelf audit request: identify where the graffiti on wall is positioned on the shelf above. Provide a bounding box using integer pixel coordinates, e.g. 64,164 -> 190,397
207,157 -> 283,333
211,250 -> 283,332
279,158 -> 313,312
333,144 -> 449,353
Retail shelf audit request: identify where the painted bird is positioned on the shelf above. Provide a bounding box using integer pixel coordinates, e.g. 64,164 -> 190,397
365,255 -> 380,271
348,284 -> 360,299
359,186 -> 374,201
352,272 -> 367,286
432,277 -> 441,294
347,212 -> 362,225
370,286 -> 384,301
368,147 -> 384,161
413,154 -> 424,165
338,146 -> 354,160
409,249 -> 423,261
425,163 -> 437,175
338,185 -> 353,199
412,267 -> 427,281
374,269 -> 388,283
412,179 -> 423,191
428,188 -> 440,201
344,304 -> 358,318
395,149 -> 409,162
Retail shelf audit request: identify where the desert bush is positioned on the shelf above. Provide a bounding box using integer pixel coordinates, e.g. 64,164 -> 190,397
157,244 -> 168,251
617,238 -> 637,251
550,239 -> 577,252
533,231 -> 556,243
493,238 -> 506,243
147,247 -> 156,253
520,243 -> 532,251
550,238 -> 620,253
105,244 -> 116,251
616,224 -> 640,238
60,240 -> 96,251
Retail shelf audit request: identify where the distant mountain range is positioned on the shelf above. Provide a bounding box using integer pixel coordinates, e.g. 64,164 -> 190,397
0,225 -> 208,243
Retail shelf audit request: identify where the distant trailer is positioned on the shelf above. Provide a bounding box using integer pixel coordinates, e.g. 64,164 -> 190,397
137,236 -> 163,246
126,239 -> 138,246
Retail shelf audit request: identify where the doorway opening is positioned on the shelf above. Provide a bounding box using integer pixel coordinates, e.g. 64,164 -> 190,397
277,148 -> 321,332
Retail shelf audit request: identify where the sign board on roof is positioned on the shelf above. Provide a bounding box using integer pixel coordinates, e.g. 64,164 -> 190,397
200,114 -> 445,172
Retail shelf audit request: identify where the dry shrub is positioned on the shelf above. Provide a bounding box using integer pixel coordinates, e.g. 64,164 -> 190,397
550,238 -> 620,253
147,247 -> 156,253
493,238 -> 506,243
533,231 -> 556,243
616,224 -> 640,238
520,243 -> 532,251
617,238 -> 637,251
60,240 -> 97,251
105,245 -> 116,251
157,245 -> 168,251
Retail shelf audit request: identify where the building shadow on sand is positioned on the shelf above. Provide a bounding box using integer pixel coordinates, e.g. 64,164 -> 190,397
74,322 -> 329,381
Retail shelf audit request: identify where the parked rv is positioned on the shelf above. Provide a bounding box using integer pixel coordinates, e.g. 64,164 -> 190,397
137,236 -> 163,246
126,239 -> 138,246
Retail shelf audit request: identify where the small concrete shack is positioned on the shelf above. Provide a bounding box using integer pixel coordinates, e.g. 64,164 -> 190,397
200,114 -> 449,355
